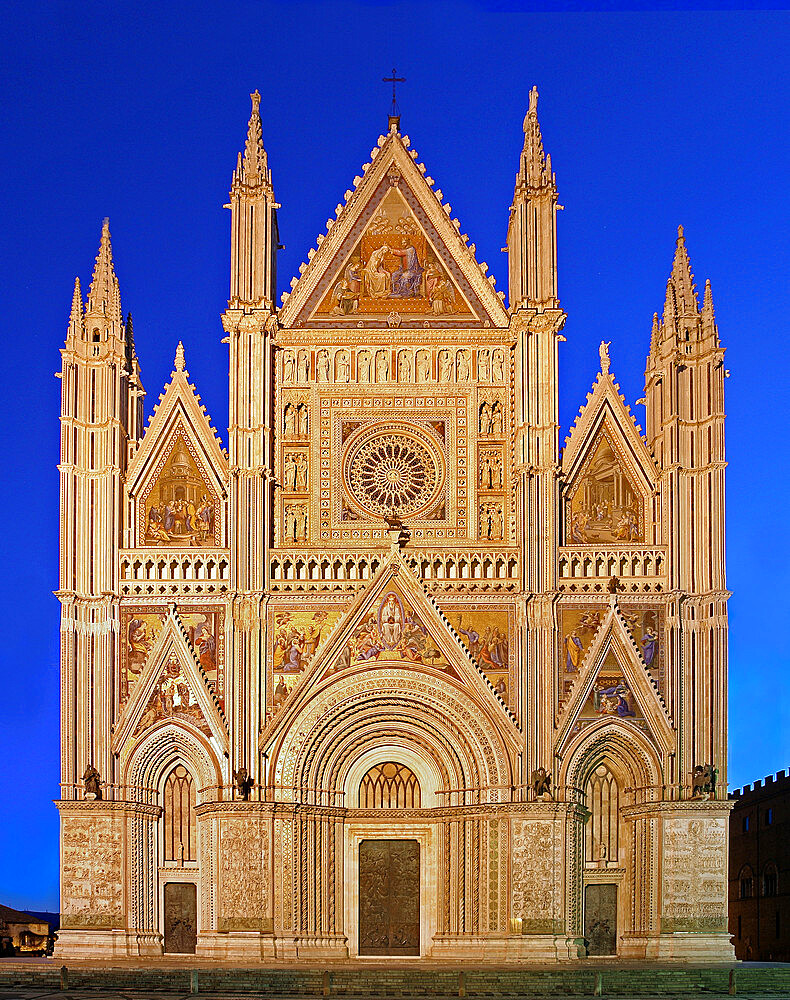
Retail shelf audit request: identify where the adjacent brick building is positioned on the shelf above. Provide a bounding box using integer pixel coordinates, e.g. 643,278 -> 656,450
729,770 -> 790,961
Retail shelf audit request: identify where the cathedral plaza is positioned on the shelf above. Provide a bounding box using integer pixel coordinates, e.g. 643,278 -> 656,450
52,84 -> 738,972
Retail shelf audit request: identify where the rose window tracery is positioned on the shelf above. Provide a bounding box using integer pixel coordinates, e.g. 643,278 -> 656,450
343,425 -> 444,520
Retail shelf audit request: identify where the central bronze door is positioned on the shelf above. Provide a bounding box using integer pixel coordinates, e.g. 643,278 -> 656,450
359,839 -> 420,956
163,881 -> 197,954
584,883 -> 617,956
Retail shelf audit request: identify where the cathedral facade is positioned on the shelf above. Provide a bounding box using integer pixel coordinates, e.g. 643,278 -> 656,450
55,90 -> 734,961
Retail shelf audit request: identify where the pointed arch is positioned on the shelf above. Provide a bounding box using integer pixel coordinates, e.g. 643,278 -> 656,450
122,720 -> 225,799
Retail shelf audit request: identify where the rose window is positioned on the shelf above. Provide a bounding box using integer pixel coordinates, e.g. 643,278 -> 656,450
343,425 -> 444,520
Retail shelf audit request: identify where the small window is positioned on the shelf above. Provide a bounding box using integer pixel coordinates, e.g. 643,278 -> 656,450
776,911 -> 781,939
763,866 -> 778,897
92,329 -> 101,343
737,914 -> 742,940
766,807 -> 773,826
742,815 -> 750,833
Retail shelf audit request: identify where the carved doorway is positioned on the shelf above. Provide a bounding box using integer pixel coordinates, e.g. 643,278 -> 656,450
359,839 -> 420,956
584,884 -> 617,956
163,882 -> 197,954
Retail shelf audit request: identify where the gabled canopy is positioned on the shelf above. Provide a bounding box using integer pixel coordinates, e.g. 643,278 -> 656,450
261,550 -> 521,760
125,343 -> 228,546
112,606 -> 229,758
279,129 -> 509,330
555,597 -> 674,756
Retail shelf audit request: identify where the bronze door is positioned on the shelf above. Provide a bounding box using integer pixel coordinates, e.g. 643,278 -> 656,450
584,883 -> 617,956
359,839 -> 420,956
164,882 -> 197,954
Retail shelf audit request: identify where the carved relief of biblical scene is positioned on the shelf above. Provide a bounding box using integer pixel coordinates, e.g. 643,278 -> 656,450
478,399 -> 504,436
567,434 -> 643,545
282,400 -> 309,439
135,654 -> 212,736
316,187 -> 472,318
479,448 -> 504,491
282,503 -> 309,543
443,609 -> 512,707
282,450 -> 309,494
120,606 -> 225,707
141,434 -> 218,546
479,502 -> 504,540
558,604 -> 664,703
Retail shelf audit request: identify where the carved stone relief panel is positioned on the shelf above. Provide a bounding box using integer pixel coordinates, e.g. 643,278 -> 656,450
61,813 -> 123,929
217,813 -> 272,932
511,818 -> 564,934
661,816 -> 728,933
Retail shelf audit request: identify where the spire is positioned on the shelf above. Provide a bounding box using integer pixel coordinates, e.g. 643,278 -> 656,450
240,90 -> 268,187
702,278 -> 715,323
668,225 -> 698,318
518,86 -> 552,189
68,277 -> 84,340
174,340 -> 187,374
85,218 -> 124,337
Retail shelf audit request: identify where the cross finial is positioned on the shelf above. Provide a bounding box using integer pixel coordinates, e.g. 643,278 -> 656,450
383,67 -> 405,130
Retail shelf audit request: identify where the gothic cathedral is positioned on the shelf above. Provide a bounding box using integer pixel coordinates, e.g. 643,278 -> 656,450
56,90 -> 733,961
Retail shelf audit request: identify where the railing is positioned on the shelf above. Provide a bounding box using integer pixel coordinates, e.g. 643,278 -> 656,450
59,782 -> 159,805
558,546 -> 666,592
196,784 -> 347,807
119,549 -> 230,596
269,549 -> 520,592
623,782 -> 729,805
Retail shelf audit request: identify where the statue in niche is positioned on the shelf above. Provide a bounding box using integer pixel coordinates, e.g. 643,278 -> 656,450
479,402 -> 491,435
297,403 -> 309,437
456,349 -> 470,381
438,349 -> 453,382
336,350 -> 350,382
491,401 -> 503,435
397,350 -> 412,382
480,452 -> 502,489
283,453 -> 298,491
282,350 -> 295,383
477,349 -> 490,381
82,765 -> 102,800
284,504 -> 308,543
375,349 -> 389,382
358,350 -> 372,383
296,454 -> 308,492
284,403 -> 297,437
296,349 -> 310,383
415,349 -> 431,383
491,348 -> 505,382
480,502 -> 503,540
316,349 -> 330,382
233,767 -> 254,801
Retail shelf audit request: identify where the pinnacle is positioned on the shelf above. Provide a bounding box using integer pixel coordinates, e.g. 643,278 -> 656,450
668,223 -> 698,316
174,341 -> 186,374
240,88 -> 268,185
702,278 -> 715,319
86,218 -> 120,322
517,84 -> 551,189
70,277 -> 83,323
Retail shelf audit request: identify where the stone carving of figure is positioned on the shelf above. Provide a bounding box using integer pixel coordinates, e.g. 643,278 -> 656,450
316,349 -> 330,382
284,453 -> 297,491
479,402 -> 491,435
398,350 -> 412,382
691,764 -> 717,799
491,349 -> 505,382
296,454 -> 308,492
282,350 -> 295,383
336,350 -> 350,382
491,402 -> 503,436
233,767 -> 254,801
82,765 -> 102,800
284,404 -> 297,437
599,340 -> 611,375
297,350 -> 310,383
439,350 -> 453,382
477,349 -> 490,381
298,403 -> 309,437
357,350 -> 372,383
375,349 -> 389,382
415,349 -> 431,383
456,350 -> 470,381
531,768 -> 552,798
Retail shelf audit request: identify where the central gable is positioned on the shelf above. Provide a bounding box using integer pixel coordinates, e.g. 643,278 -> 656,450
279,132 -> 509,330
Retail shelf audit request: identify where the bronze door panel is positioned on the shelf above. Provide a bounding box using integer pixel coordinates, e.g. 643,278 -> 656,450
359,839 -> 420,956
164,881 -> 197,954
584,883 -> 617,956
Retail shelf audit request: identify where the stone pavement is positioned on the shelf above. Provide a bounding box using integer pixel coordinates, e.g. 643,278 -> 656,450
1,961 -> 790,998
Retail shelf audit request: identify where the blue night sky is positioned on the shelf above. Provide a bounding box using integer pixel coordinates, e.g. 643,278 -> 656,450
1,2 -> 788,911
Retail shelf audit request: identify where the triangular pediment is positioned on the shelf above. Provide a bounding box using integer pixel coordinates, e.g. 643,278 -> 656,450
112,607 -> 229,757
126,350 -> 228,547
562,360 -> 659,547
261,552 -> 520,754
279,131 -> 509,330
555,598 -> 673,755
